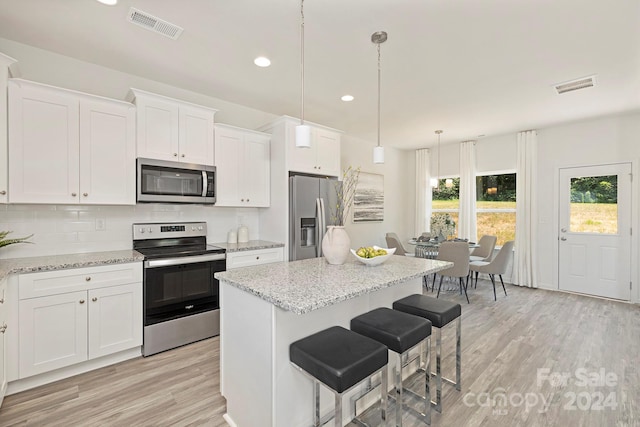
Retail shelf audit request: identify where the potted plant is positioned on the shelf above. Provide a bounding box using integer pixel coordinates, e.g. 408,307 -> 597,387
323,166 -> 360,265
0,231 -> 33,249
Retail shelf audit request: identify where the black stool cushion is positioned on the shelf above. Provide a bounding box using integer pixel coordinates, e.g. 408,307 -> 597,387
290,326 -> 388,393
393,294 -> 461,328
351,307 -> 431,354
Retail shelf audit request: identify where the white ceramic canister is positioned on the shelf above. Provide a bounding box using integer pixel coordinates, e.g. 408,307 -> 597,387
237,225 -> 249,243
227,229 -> 238,244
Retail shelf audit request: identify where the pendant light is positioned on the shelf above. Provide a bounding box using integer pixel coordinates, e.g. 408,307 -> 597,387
430,130 -> 443,189
295,0 -> 311,148
372,31 -> 387,164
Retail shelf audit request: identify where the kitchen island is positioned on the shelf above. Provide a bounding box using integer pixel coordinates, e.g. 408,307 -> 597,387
215,255 -> 451,427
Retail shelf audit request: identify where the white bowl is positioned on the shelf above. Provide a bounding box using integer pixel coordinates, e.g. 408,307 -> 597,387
350,246 -> 396,266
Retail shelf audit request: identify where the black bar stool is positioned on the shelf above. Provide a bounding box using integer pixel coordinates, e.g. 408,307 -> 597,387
393,295 -> 461,413
290,326 -> 389,427
351,307 -> 432,426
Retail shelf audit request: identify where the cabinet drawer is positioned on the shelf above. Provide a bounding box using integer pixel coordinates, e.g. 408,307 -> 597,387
226,247 -> 284,270
18,262 -> 142,299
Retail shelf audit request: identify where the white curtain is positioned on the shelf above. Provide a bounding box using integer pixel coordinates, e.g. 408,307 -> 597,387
458,141 -> 477,242
415,149 -> 433,235
514,130 -> 538,288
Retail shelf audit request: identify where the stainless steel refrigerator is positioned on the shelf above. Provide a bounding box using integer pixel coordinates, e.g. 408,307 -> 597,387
289,175 -> 339,261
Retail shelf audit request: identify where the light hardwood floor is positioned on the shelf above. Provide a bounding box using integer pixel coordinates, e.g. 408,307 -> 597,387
0,279 -> 638,427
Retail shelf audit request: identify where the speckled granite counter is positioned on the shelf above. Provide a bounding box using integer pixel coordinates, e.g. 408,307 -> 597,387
215,255 -> 451,315
0,250 -> 144,281
212,240 -> 284,253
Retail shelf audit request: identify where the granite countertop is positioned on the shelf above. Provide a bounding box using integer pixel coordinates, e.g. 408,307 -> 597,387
215,256 -> 452,314
0,250 -> 145,281
212,240 -> 284,253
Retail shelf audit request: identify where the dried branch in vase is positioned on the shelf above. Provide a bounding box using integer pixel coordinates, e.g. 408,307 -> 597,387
0,231 -> 34,248
329,166 -> 360,226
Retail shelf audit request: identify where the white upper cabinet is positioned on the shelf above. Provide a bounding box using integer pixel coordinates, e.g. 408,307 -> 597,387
130,89 -> 216,166
0,53 -> 17,204
8,79 -> 135,205
279,118 -> 341,177
214,124 -> 270,207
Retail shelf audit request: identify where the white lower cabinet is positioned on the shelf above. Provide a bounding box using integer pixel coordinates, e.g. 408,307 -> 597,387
0,277 -> 8,406
15,263 -> 142,380
226,247 -> 284,270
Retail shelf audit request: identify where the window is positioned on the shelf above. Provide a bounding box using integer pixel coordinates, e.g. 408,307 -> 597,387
476,173 -> 516,245
432,177 -> 460,235
570,175 -> 617,234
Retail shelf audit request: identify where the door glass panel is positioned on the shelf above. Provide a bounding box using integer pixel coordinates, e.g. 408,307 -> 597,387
569,175 -> 617,234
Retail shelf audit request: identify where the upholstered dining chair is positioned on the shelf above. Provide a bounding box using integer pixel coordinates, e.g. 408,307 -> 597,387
469,240 -> 514,301
469,235 -> 497,262
432,241 -> 470,303
385,232 -> 413,256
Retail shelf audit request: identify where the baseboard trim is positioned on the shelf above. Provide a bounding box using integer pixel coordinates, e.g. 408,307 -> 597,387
7,347 -> 141,395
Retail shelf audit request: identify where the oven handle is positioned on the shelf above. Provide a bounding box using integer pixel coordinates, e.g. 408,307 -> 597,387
145,253 -> 226,268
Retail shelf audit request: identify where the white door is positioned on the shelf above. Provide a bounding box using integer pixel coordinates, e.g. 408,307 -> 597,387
558,163 -> 632,300
80,99 -> 136,205
8,80 -> 80,203
88,283 -> 142,359
315,128 -> 341,177
214,126 -> 242,206
135,95 -> 179,161
179,105 -> 215,165
243,133 -> 270,207
19,291 -> 88,378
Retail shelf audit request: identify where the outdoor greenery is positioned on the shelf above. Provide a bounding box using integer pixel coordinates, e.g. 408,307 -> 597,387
570,176 -> 617,204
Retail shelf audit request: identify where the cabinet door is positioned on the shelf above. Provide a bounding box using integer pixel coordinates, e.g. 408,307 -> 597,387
243,133 -> 270,207
135,95 -> 179,161
315,128 -> 341,177
8,81 -> 80,203
0,278 -> 7,405
88,283 -> 142,359
0,55 -> 16,204
226,247 -> 284,269
80,100 -> 136,205
214,127 -> 243,206
179,105 -> 214,165
288,123 -> 318,174
19,291 -> 87,378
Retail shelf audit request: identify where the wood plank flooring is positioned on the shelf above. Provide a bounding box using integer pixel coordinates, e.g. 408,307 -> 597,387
0,279 -> 638,426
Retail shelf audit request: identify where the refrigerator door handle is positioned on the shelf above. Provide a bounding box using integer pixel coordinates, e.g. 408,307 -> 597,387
315,198 -> 322,257
319,198 -> 326,257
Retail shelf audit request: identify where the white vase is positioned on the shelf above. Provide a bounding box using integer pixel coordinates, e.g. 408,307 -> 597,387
322,226 -> 351,265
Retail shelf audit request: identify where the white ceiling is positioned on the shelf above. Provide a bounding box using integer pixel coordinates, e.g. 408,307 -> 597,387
0,0 -> 638,149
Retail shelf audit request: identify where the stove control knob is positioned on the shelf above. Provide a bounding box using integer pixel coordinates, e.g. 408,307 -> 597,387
139,228 -> 145,234
198,226 -> 203,231
147,228 -> 153,233
192,226 -> 196,231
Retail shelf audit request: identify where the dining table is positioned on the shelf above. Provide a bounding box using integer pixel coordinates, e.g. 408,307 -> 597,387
408,239 -> 480,259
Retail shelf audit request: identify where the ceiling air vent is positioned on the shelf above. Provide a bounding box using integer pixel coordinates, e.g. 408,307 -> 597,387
554,76 -> 596,95
127,8 -> 184,40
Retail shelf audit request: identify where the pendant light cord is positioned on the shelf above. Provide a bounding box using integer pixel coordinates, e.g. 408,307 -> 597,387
300,0 -> 305,125
377,43 -> 381,148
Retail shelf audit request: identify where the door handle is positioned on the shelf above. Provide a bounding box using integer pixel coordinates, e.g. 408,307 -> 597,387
560,237 -> 567,241
561,228 -> 567,233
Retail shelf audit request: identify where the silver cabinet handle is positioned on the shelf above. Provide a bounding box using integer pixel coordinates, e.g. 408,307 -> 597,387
173,153 -> 178,157
71,192 -> 77,197
560,237 -> 567,241
85,276 -> 91,281
0,324 -> 7,334
83,193 -> 88,197
0,190 -> 6,195
181,154 -> 185,158
241,199 -> 244,202
247,199 -> 250,202
0,298 -> 4,304
79,299 -> 85,304
92,297 -> 98,302
256,256 -> 260,260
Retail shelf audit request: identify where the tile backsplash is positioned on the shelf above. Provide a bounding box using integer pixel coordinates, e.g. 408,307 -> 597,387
0,204 -> 261,259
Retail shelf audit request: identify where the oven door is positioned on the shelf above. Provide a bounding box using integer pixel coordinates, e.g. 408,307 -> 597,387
143,253 -> 225,325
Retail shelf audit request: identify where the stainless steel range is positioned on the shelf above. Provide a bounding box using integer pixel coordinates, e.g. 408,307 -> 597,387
133,222 -> 226,356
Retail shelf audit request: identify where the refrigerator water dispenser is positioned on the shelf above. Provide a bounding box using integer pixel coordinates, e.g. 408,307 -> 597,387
300,218 -> 316,247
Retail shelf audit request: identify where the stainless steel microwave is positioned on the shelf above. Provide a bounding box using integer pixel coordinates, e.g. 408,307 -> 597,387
136,158 -> 216,204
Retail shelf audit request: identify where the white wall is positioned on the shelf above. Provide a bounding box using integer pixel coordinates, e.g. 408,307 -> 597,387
341,135 -> 415,249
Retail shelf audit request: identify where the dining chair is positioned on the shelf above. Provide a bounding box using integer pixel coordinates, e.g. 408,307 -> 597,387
432,241 -> 470,303
469,240 -> 514,301
469,235 -> 497,262
385,232 -> 413,256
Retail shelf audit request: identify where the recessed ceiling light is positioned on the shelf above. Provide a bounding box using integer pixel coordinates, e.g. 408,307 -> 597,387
96,0 -> 117,5
254,57 -> 271,67
341,95 -> 354,102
